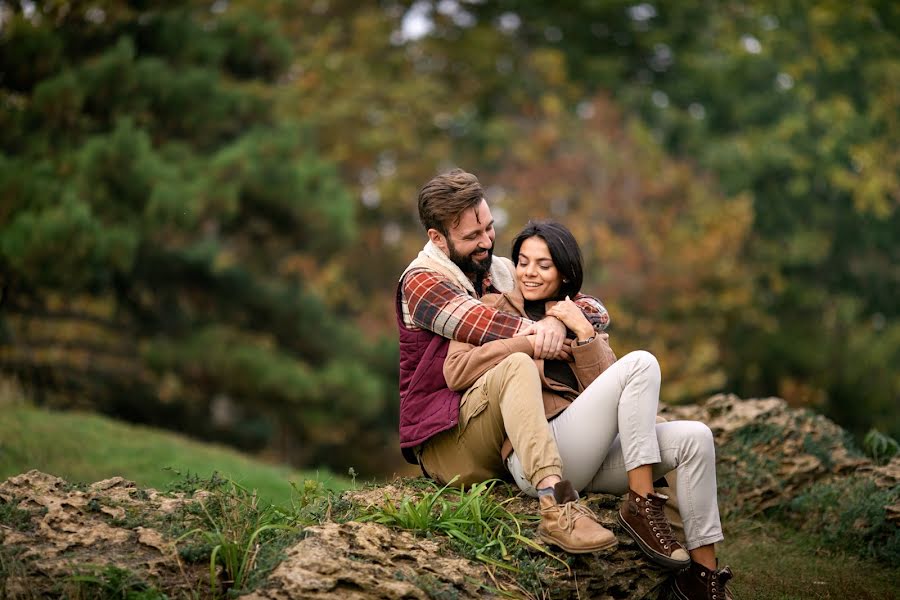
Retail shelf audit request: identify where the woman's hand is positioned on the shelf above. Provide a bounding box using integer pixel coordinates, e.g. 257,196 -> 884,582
546,296 -> 595,342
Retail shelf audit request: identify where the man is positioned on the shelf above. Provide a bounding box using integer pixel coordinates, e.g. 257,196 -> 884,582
395,168 -> 617,553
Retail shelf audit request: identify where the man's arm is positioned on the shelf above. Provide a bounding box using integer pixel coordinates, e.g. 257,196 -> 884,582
401,269 -> 530,345
401,268 -> 610,356
572,293 -> 611,332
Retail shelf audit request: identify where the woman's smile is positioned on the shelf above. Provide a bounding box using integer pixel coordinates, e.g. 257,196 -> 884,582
516,237 -> 562,300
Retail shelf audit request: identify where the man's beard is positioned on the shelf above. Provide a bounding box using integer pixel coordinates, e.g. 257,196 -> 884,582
448,239 -> 493,279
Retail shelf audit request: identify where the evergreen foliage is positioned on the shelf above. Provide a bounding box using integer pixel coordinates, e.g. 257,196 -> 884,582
1,0 -> 896,475
0,1 -> 396,472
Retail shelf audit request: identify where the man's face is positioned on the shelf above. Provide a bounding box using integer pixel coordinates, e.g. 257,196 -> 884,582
432,199 -> 495,278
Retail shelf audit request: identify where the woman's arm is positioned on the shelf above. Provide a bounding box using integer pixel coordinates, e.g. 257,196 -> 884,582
444,336 -> 535,391
569,332 -> 617,389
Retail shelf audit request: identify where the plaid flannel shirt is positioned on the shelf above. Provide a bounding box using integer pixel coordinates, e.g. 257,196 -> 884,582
400,268 -> 610,346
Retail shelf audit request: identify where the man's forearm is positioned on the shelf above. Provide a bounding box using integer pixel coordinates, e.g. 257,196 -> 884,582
402,269 -> 530,345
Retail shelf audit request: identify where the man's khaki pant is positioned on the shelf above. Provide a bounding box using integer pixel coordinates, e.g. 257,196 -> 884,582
420,353 -> 562,487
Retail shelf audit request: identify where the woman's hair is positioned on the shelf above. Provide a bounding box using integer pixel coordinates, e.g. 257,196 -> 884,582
417,168 -> 484,236
511,220 -> 584,300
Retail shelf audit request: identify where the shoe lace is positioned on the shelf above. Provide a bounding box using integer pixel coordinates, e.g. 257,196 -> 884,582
645,496 -> 680,551
708,565 -> 735,600
554,501 -> 597,531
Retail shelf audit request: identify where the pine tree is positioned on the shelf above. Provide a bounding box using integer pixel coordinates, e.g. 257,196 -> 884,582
0,1 -> 396,471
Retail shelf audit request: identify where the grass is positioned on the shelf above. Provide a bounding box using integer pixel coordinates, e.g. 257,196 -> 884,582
364,478 -> 569,597
0,404 -> 347,506
63,565 -> 168,600
719,519 -> 900,600
174,477 -> 300,596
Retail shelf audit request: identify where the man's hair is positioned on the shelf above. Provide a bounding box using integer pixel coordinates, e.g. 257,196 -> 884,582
511,220 -> 584,300
417,169 -> 484,236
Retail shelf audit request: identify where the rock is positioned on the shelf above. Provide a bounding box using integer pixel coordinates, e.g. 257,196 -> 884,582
246,488 -> 669,600
2,395 -> 896,599
660,394 -> 890,517
0,469 -> 203,598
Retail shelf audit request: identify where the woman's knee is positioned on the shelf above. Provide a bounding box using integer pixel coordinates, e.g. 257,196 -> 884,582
681,421 -> 715,456
623,350 -> 661,382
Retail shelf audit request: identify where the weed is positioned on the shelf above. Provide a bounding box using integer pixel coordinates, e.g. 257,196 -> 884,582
62,564 -> 167,600
863,429 -> 900,465
110,506 -> 150,530
786,477 -> 900,564
163,468 -> 229,497
175,478 -> 299,597
729,422 -> 782,447
0,498 -> 36,531
802,433 -> 835,470
288,478 -> 359,525
363,478 -> 566,597
0,545 -> 38,600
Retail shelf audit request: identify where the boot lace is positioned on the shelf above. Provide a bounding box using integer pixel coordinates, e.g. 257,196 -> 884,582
547,500 -> 598,531
707,565 -> 735,600
645,496 -> 680,551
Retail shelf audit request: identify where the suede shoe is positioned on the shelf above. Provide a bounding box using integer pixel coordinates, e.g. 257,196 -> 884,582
673,561 -> 734,600
537,480 -> 618,554
617,489 -> 690,569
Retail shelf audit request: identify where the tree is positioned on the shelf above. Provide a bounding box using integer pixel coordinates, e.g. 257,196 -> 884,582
0,1 -> 396,472
458,0 -> 900,436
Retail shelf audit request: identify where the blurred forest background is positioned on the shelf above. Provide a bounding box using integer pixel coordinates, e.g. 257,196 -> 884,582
0,0 -> 897,477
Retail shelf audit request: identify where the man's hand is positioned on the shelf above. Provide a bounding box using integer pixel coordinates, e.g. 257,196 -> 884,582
515,316 -> 567,358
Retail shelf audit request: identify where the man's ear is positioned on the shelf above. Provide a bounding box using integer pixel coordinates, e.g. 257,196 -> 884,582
427,228 -> 449,254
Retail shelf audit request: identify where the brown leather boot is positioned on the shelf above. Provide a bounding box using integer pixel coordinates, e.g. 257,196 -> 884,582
617,489 -> 690,569
537,480 -> 618,554
672,561 -> 734,600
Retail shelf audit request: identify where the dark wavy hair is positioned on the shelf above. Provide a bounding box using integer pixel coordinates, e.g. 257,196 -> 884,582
511,220 -> 583,300
417,168 -> 484,236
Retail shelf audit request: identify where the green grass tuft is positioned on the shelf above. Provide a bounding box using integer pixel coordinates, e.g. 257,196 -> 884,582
62,565 -> 167,600
785,478 -> 900,565
363,478 -> 567,597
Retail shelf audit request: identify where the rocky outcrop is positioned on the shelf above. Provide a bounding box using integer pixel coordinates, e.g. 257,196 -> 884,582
245,488 -> 669,600
661,394 -> 899,524
0,470 -> 205,598
1,395 -> 897,599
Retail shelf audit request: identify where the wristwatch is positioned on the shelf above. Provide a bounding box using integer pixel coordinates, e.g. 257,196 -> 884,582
575,335 -> 595,346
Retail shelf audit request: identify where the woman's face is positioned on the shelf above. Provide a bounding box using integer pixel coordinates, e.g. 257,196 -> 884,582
516,236 -> 562,301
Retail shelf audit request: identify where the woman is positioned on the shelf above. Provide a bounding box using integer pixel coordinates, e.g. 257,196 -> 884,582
443,221 -> 733,600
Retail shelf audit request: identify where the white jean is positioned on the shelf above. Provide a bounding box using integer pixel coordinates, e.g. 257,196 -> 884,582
506,350 -> 724,550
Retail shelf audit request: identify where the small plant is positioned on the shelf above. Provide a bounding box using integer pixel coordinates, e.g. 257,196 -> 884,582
163,468 -> 229,496
63,564 -> 167,600
0,498 -> 37,531
364,478 -> 567,596
0,546 -> 38,600
863,429 -> 900,465
787,477 -> 900,564
175,479 -> 297,597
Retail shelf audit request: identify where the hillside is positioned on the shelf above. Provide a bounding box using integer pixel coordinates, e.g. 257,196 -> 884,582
0,405 -> 345,506
1,396 -> 898,599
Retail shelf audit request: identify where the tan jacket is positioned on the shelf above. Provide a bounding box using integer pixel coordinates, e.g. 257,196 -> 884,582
443,289 -> 617,460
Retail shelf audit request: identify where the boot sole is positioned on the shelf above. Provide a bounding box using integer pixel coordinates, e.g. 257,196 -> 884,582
671,581 -> 691,600
616,511 -> 691,570
538,532 -> 618,554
